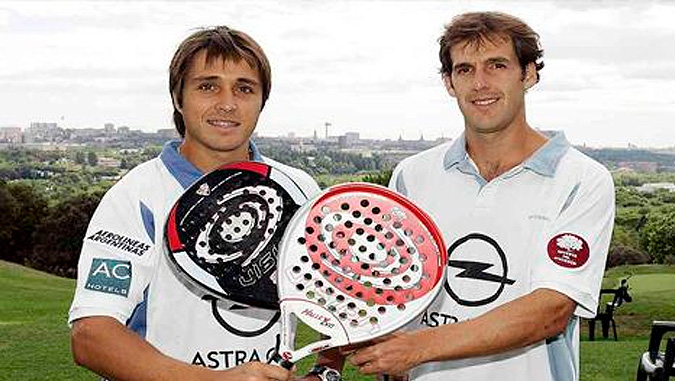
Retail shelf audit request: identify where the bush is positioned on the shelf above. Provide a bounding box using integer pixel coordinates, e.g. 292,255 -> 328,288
640,210 -> 675,264
0,181 -> 48,264
606,245 -> 651,268
27,191 -> 103,277
361,170 -> 393,186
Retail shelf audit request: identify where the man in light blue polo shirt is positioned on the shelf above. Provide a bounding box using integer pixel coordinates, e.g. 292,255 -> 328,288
350,11 -> 614,381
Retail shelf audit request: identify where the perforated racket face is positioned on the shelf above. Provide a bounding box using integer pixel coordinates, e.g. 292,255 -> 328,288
166,162 -> 309,309
278,183 -> 446,352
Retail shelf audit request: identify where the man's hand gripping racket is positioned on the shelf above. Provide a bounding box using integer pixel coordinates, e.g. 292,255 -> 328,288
270,183 -> 447,369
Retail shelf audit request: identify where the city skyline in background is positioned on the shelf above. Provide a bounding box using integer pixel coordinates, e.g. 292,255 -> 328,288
2,1 -> 675,148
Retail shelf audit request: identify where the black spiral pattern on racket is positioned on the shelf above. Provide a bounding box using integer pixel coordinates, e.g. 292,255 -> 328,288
202,192 -> 271,263
176,172 -> 298,308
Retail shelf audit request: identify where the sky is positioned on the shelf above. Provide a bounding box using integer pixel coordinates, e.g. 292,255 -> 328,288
1,1 -> 674,148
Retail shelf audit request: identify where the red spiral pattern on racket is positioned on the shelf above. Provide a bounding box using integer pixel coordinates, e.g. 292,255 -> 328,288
302,193 -> 442,306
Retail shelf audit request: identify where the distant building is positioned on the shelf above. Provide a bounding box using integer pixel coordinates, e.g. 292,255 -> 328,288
636,182 -> 675,193
104,123 -> 116,134
617,161 -> 658,173
341,132 -> 360,148
156,129 -> 179,139
118,126 -> 130,134
69,128 -> 101,138
25,122 -> 64,143
0,127 -> 22,143
97,156 -> 121,168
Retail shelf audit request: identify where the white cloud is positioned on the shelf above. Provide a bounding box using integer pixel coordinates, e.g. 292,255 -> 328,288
1,1 -> 675,147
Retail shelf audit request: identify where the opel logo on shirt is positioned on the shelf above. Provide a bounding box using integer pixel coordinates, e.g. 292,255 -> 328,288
444,233 -> 516,307
203,295 -> 280,337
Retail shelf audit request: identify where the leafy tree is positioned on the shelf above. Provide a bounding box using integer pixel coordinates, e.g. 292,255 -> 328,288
640,210 -> 675,264
87,151 -> 98,166
0,181 -> 20,261
28,191 -> 103,277
610,224 -> 641,252
75,151 -> 86,165
606,245 -> 650,268
4,182 -> 48,263
361,170 -> 393,186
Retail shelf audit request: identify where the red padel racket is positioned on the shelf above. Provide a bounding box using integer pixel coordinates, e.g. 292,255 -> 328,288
271,182 -> 447,367
165,161 -> 310,310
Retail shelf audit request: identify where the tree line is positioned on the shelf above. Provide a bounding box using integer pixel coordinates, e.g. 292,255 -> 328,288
2,169 -> 674,279
0,180 -> 103,277
1,152 -> 674,278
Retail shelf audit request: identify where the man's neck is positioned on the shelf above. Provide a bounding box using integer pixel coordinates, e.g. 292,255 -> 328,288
465,124 -> 547,182
179,143 -> 251,173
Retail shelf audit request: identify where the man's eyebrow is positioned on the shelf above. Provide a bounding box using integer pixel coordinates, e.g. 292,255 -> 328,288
486,57 -> 510,64
189,75 -> 220,82
452,62 -> 472,70
188,75 -> 259,85
237,77 -> 260,86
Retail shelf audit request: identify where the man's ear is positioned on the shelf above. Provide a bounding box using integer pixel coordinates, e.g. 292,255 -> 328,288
523,63 -> 538,90
443,74 -> 457,98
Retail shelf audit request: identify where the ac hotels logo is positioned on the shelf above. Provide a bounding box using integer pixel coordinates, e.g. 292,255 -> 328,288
85,258 -> 132,297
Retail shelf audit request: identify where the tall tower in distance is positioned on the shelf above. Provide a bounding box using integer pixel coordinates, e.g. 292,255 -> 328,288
324,122 -> 331,140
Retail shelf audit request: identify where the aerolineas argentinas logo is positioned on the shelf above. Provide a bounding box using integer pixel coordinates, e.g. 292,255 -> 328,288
87,230 -> 150,257
85,258 -> 132,297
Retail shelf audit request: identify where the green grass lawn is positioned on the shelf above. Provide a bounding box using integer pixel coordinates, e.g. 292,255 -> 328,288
578,265 -> 675,380
1,260 -> 673,380
0,261 -> 92,380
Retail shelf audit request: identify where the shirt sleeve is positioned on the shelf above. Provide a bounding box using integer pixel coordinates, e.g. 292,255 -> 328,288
531,165 -> 615,319
388,162 -> 408,196
68,182 -> 158,326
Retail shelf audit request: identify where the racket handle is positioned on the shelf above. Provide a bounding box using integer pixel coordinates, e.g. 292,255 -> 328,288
380,375 -> 409,381
269,352 -> 294,369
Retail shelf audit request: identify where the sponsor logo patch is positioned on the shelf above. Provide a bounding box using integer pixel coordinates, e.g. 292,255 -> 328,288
445,233 -> 516,307
547,233 -> 589,269
85,258 -> 132,296
87,229 -> 151,256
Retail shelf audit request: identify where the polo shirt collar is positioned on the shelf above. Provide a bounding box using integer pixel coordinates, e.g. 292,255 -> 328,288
522,132 -> 570,177
160,139 -> 264,189
443,131 -> 570,178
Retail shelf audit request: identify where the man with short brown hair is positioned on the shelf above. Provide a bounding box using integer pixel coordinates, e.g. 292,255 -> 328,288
350,12 -> 614,381
69,26 -> 320,381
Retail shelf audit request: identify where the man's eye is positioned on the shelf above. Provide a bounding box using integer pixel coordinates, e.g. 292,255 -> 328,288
455,67 -> 470,75
197,83 -> 217,91
238,85 -> 255,94
493,62 -> 507,69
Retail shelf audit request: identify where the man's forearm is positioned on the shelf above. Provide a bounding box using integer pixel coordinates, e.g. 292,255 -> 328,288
417,288 -> 576,363
350,288 -> 577,375
71,316 -> 201,381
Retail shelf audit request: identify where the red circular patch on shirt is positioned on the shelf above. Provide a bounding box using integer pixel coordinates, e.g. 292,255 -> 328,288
547,233 -> 590,269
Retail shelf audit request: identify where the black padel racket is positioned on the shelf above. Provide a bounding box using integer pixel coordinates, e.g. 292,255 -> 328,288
165,161 -> 309,310
271,182 -> 447,367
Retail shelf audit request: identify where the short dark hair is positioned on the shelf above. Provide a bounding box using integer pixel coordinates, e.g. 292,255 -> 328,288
169,26 -> 271,137
439,12 -> 544,82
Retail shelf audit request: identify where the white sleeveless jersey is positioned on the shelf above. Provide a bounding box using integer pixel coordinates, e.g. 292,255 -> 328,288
69,141 -> 320,369
390,132 -> 614,381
